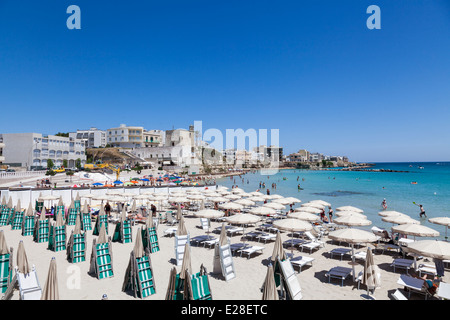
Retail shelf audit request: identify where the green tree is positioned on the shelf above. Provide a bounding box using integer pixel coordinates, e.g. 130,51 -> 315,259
63,159 -> 68,168
75,158 -> 82,169
47,159 -> 54,170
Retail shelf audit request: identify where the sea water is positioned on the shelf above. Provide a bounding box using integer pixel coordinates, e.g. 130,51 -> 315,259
216,162 -> 450,240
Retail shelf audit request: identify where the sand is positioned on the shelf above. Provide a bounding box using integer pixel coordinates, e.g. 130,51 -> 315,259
2,206 -> 447,301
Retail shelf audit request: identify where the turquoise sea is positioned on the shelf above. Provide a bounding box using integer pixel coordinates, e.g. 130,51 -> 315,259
216,162 -> 450,240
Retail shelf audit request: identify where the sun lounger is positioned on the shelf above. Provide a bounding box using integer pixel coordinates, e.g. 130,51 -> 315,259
436,282 -> 450,300
353,251 -> 368,261
122,249 -> 156,299
142,227 -> 160,253
15,265 -> 42,300
392,289 -> 408,300
11,209 -> 24,231
175,234 -> 190,266
203,237 -> 219,248
299,241 -> 324,254
89,238 -> 114,280
283,238 -> 307,249
290,256 -> 314,273
238,245 -> 264,259
277,258 -> 302,300
230,243 -> 248,256
48,224 -> 66,252
0,248 -> 13,296
243,231 -> 263,241
166,212 -> 177,226
397,274 -> 432,299
329,248 -> 352,260
256,233 -> 277,243
418,263 -> 437,277
218,244 -> 236,281
191,235 -> 215,246
227,227 -> 244,236
391,258 -> 414,273
67,231 -> 86,263
325,266 -> 353,287
164,227 -> 177,237
373,242 -> 401,254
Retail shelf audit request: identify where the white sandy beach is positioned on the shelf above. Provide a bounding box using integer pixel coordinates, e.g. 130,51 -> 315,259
1,200 -> 447,301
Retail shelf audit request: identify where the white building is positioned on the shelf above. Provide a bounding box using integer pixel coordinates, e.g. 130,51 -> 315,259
0,133 -> 86,170
0,136 -> 4,165
69,127 -> 106,148
106,124 -> 145,149
143,129 -> 164,148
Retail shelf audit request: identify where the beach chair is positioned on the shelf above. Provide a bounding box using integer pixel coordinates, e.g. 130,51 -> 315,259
89,237 -> 114,280
142,226 -> 160,253
0,207 -> 12,226
166,212 -> 177,226
0,247 -> 13,295
93,215 -> 109,236
218,243 -> 236,281
15,265 -> 42,300
238,245 -> 264,259
11,209 -> 24,231
277,258 -> 302,300
329,248 -> 352,261
35,200 -> 44,213
112,218 -> 132,243
256,233 -> 277,244
186,265 -> 213,300
48,223 -> 66,252
290,256 -> 314,273
227,226 -> 244,237
204,237 -> 219,249
325,266 -> 353,287
175,234 -> 190,266
392,289 -> 408,300
391,258 -> 414,274
66,207 -> 78,226
22,216 -> 35,237
164,227 -> 178,237
418,263 -> 437,277
122,248 -> 156,299
299,232 -> 325,254
67,231 -> 87,263
200,218 -> 210,231
81,212 -> 92,231
33,217 -> 50,243
396,274 -> 433,299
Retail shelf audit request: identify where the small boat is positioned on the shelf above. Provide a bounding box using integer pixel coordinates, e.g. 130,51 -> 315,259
411,181 -> 418,185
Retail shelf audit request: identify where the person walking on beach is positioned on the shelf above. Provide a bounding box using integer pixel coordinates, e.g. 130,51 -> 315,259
104,202 -> 111,217
328,207 -> 333,222
414,203 -> 427,218
381,198 -> 387,210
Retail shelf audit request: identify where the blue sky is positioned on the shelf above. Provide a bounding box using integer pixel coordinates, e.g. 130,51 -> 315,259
1,0 -> 449,162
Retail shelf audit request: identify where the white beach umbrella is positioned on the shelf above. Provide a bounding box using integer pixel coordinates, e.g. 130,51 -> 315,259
231,188 -> 245,194
224,194 -> 242,200
294,206 -> 322,214
283,197 -> 302,204
169,196 -> 189,203
249,206 -> 277,216
272,198 -> 293,205
310,200 -> 331,207
301,202 -> 325,209
209,196 -> 230,203
378,210 -> 406,217
266,194 -> 284,200
225,213 -> 260,241
93,195 -> 110,201
194,209 -> 225,235
382,214 -> 420,225
333,215 -> 372,227
391,223 -> 439,240
287,211 -> 320,222
234,199 -> 255,207
336,206 -> 364,213
334,211 -> 367,219
428,217 -> 450,241
405,240 -> 450,260
219,202 -> 244,211
328,228 -> 379,281
248,191 -> 264,197
263,202 -> 286,211
272,218 -> 312,233
248,196 -> 266,202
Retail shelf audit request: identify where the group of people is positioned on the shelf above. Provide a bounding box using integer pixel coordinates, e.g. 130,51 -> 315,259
381,198 -> 427,218
319,207 -> 333,223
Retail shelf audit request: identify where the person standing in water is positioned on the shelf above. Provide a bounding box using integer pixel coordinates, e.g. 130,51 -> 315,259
415,203 -> 427,218
381,198 -> 387,210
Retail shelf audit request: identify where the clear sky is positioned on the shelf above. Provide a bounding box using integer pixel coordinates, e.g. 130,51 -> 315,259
1,0 -> 449,163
